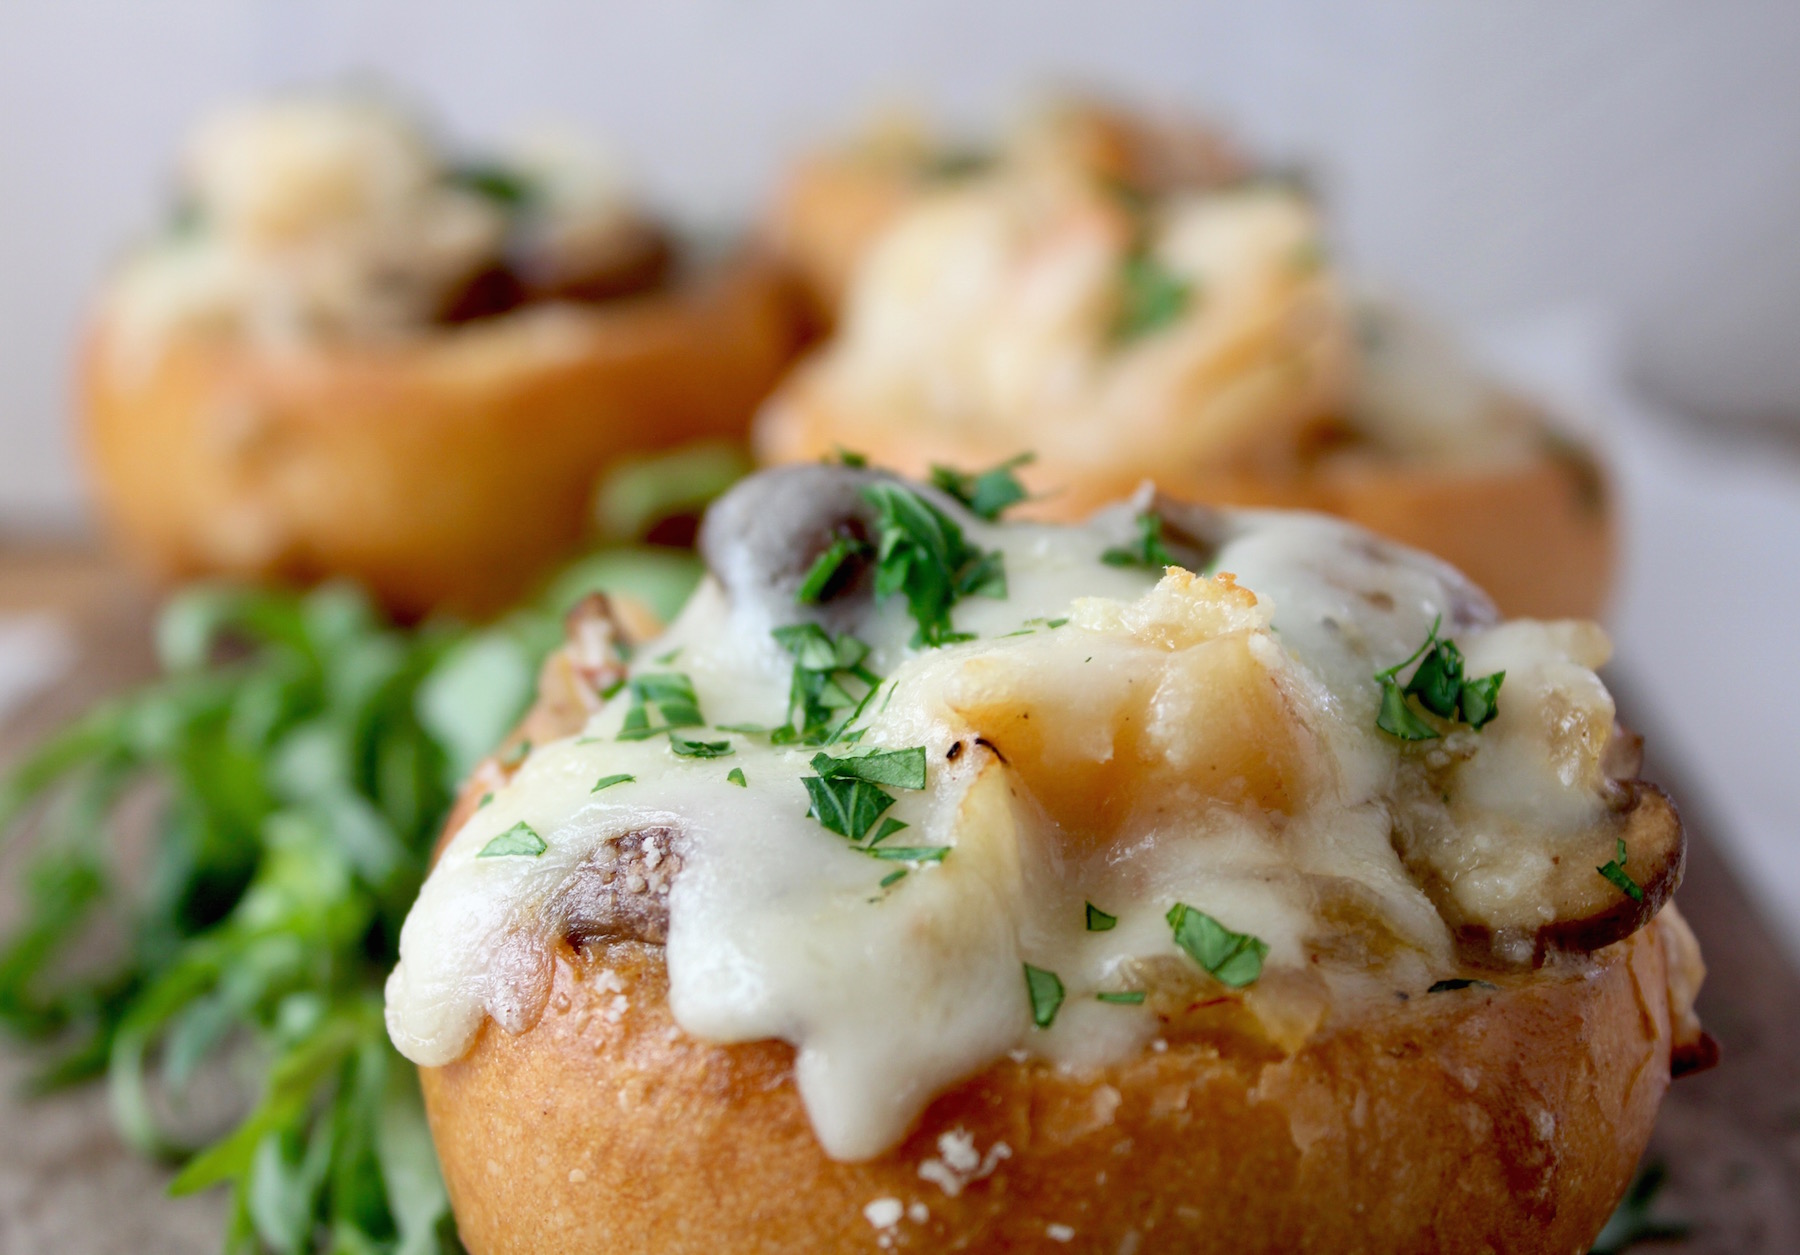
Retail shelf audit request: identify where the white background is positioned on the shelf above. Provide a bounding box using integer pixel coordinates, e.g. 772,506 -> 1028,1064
3,0 -> 1800,524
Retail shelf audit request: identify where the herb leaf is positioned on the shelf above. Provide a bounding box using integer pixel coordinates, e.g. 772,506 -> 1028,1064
1096,990 -> 1146,1005
861,482 -> 1008,646
1373,618 -> 1505,741
1598,837 -> 1644,902
669,731 -> 733,759
1458,670 -> 1505,729
772,624 -> 882,746
477,822 -> 547,858
726,767 -> 747,787
591,773 -> 635,792
929,454 -> 1034,521
1112,253 -> 1193,342
1166,903 -> 1268,988
1101,511 -> 1177,570
617,672 -> 705,742
1405,636 -> 1465,718
796,533 -> 871,604
1377,677 -> 1440,741
867,845 -> 950,862
869,816 -> 909,845
1085,902 -> 1118,932
1023,964 -> 1065,1028
810,746 -> 928,791
802,775 -> 895,843
448,161 -> 535,208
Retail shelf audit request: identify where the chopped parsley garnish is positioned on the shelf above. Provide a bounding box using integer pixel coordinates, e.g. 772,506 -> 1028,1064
1112,253 -> 1193,342
1096,990 -> 1147,1005
802,775 -> 896,843
879,869 -> 908,888
771,623 -> 882,745
929,453 -> 1034,521
591,773 -> 635,792
1427,978 -> 1498,994
869,816 -> 909,844
810,746 -> 928,790
1166,903 -> 1268,988
1023,964 -> 1065,1028
1598,837 -> 1645,902
477,822 -> 547,858
448,161 -> 536,208
796,532 -> 870,604
726,767 -> 747,787
1101,511 -> 1177,570
1085,902 -> 1118,932
861,482 -> 1007,647
499,739 -> 533,768
617,672 -> 705,741
832,447 -> 869,468
669,731 -> 733,758
1372,618 -> 1506,741
867,845 -> 949,862
477,792 -> 494,808
803,743 -> 943,862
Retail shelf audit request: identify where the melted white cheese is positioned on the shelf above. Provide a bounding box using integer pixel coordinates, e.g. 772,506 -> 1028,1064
385,496 -> 1616,1160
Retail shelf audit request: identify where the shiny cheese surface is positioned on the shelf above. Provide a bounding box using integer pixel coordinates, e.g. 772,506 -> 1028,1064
385,485 -> 1619,1160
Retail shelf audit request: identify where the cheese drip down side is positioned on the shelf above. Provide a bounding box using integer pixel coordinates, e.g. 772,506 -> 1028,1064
386,475 -> 1646,1161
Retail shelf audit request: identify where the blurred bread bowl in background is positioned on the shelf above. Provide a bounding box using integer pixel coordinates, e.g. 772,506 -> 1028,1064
759,98 -> 1612,620
83,90 -> 803,618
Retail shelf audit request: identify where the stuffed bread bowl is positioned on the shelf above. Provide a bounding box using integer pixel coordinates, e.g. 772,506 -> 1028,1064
386,463 -> 1709,1253
83,91 -> 803,618
757,99 -> 1612,621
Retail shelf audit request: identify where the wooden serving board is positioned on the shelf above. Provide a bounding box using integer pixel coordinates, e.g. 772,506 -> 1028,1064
0,549 -> 1794,1253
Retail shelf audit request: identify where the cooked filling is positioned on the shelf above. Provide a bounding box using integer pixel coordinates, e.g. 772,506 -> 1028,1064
102,91 -> 668,348
772,102 -> 1553,475
385,464 -> 1676,1160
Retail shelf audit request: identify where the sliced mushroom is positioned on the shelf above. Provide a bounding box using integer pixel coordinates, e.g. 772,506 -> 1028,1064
552,827 -> 686,949
1426,782 -> 1685,967
699,463 -> 898,634
1147,491 -> 1229,573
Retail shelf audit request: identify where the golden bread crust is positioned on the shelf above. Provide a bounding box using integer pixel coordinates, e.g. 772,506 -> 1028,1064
81,254 -> 803,618
422,918 -> 1684,1255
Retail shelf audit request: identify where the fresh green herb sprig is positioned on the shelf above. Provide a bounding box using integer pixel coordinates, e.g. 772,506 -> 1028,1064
1373,618 -> 1506,742
929,454 -> 1034,522
1166,903 -> 1268,988
861,483 -> 1007,647
1597,837 -> 1645,903
1101,511 -> 1178,570
0,583 -> 498,1253
0,555 -> 701,1254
